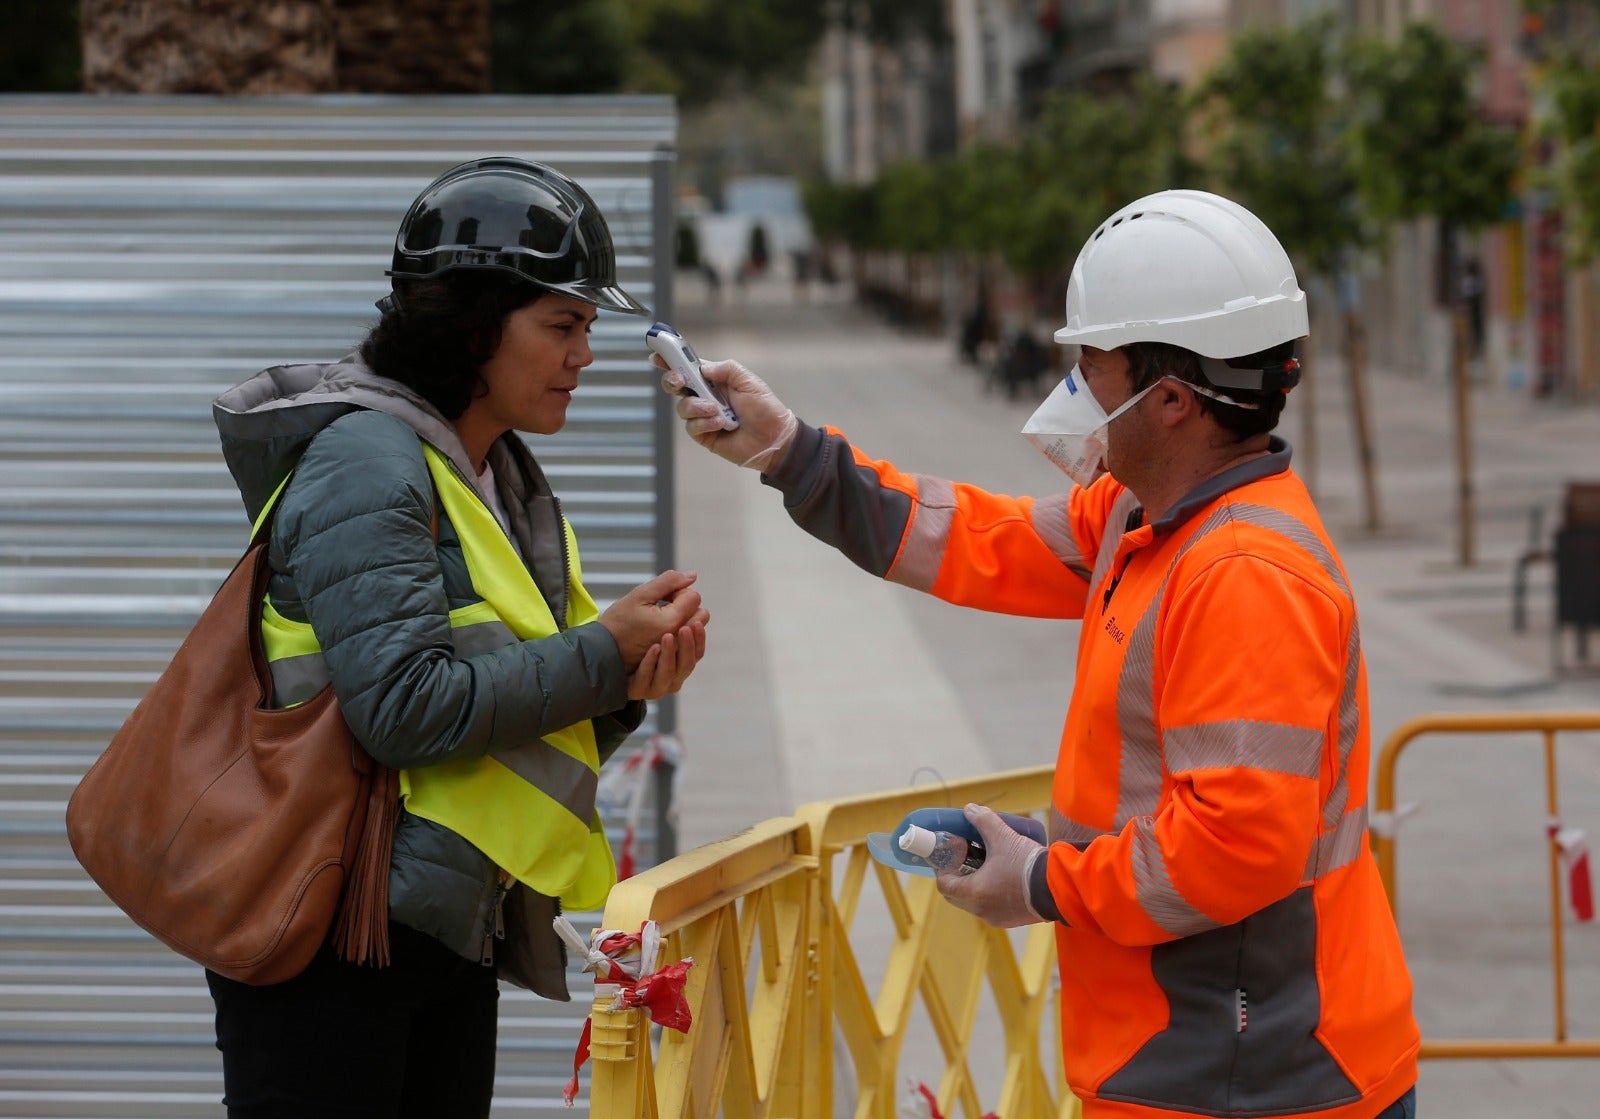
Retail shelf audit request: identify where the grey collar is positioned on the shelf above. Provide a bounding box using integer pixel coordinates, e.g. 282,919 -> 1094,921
1147,436 -> 1292,536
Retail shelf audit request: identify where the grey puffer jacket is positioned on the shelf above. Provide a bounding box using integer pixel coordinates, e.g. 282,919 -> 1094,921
213,355 -> 643,999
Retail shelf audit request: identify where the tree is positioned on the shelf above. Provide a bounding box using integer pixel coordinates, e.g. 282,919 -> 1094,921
1198,16 -> 1378,527
81,0 -> 337,93
80,0 -> 492,94
492,0 -> 630,95
1345,22 -> 1519,566
1530,1 -> 1600,260
987,79 -> 1196,283
336,0 -> 490,93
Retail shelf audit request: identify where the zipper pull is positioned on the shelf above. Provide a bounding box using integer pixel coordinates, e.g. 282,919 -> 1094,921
1102,553 -> 1132,611
1235,989 -> 1248,1033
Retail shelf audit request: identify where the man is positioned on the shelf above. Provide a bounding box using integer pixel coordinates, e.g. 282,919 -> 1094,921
661,190 -> 1418,1119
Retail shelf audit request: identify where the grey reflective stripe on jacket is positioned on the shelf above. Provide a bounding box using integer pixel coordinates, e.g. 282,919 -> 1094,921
266,650 -> 330,709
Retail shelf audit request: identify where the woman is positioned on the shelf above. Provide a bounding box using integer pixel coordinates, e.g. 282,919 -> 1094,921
208,157 -> 706,1117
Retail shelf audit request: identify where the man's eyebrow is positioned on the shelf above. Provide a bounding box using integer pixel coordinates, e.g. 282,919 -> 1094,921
549,307 -> 597,323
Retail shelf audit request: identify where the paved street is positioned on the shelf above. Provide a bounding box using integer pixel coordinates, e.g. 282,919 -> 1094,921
662,271 -> 1600,1118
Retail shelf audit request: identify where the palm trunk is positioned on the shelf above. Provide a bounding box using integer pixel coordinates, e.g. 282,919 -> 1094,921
336,0 -> 490,94
81,0 -> 336,93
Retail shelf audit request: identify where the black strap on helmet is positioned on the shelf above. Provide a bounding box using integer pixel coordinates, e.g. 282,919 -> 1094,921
384,156 -> 649,317
1198,353 -> 1302,394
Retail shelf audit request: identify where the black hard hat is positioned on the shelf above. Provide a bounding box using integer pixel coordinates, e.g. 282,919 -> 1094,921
386,156 -> 649,316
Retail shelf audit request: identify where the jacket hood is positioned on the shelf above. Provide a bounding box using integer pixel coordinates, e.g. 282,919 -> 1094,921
213,354 -> 480,523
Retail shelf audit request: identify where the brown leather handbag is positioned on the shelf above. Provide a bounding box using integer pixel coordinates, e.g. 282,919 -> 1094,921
66,525 -> 398,986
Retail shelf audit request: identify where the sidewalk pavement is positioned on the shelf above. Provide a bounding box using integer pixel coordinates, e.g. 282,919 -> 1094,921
662,272 -> 1600,1119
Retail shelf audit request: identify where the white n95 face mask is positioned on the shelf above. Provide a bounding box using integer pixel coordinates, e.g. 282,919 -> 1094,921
1022,364 -> 1156,487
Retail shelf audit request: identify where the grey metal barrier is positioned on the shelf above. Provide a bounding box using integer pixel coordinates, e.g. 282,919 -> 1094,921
0,94 -> 680,1117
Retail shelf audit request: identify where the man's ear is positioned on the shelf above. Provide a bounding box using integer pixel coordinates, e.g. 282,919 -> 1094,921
1158,377 -> 1196,425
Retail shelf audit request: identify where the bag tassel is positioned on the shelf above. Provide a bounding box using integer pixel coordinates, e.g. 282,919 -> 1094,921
332,765 -> 400,967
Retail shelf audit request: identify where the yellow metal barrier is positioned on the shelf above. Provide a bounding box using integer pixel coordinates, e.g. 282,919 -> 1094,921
587,766 -> 1079,1118
1373,711 -> 1600,1060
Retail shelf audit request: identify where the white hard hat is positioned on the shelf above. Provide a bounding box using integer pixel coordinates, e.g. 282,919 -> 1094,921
1053,189 -> 1308,361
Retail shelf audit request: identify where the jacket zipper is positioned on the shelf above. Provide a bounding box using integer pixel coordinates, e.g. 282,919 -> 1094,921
1102,553 -> 1133,611
481,873 -> 511,966
551,492 -> 570,630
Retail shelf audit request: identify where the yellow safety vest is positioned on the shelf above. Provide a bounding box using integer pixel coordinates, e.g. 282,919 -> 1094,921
255,442 -> 617,912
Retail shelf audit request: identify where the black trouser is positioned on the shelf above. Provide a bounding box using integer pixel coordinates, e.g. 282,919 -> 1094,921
206,922 -> 499,1118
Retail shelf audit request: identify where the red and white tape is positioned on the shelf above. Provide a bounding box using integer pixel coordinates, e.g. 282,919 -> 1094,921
1548,819 -> 1595,923
554,916 -> 695,1106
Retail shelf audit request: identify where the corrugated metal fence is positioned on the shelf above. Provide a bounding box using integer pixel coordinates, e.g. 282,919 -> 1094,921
0,95 -> 679,1118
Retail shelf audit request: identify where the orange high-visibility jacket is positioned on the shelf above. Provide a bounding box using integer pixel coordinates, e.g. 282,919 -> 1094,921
764,423 -> 1418,1119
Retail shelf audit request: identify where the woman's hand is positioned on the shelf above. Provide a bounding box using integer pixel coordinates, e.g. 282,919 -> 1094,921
624,614 -> 709,700
600,571 -> 710,697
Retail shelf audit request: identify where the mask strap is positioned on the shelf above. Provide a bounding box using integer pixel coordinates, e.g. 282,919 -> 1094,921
1164,375 -> 1262,411
1103,378 -> 1160,423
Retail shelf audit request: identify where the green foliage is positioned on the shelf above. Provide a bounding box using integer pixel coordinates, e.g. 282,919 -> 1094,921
809,80 -> 1194,279
993,80 -> 1197,279
850,0 -> 950,46
621,0 -> 821,105
492,0 -> 631,95
1196,14 -> 1362,277
1539,45 -> 1600,259
803,178 -> 881,249
493,0 -> 944,103
0,0 -> 79,91
876,159 -> 951,254
1343,22 -> 1519,231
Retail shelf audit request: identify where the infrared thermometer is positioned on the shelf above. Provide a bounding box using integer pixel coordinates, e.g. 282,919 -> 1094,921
646,321 -> 739,430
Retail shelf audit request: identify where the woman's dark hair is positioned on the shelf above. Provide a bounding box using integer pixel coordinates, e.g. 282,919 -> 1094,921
1123,340 -> 1292,442
360,272 -> 544,419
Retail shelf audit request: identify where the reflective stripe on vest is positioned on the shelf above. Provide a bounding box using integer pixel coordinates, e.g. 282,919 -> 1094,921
256,443 -> 617,912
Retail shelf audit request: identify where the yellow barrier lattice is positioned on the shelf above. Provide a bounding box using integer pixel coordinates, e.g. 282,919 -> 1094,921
587,766 -> 1079,1119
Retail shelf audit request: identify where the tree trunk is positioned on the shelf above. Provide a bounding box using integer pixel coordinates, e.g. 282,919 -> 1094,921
1344,308 -> 1383,533
1442,219 -> 1476,567
81,0 -> 336,93
1452,301 -> 1476,566
335,0 -> 490,93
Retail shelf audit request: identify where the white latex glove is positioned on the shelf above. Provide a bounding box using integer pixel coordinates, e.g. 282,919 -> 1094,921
934,803 -> 1048,929
655,355 -> 799,473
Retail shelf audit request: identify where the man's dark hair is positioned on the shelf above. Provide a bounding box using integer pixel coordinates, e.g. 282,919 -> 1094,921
1123,340 -> 1293,442
360,273 -> 545,420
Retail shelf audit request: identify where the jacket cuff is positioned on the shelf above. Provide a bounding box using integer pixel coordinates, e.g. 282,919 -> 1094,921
537,620 -> 631,732
1028,847 -> 1064,924
760,419 -> 824,495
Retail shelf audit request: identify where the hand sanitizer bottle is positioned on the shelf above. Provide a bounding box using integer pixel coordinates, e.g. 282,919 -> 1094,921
898,823 -> 985,875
